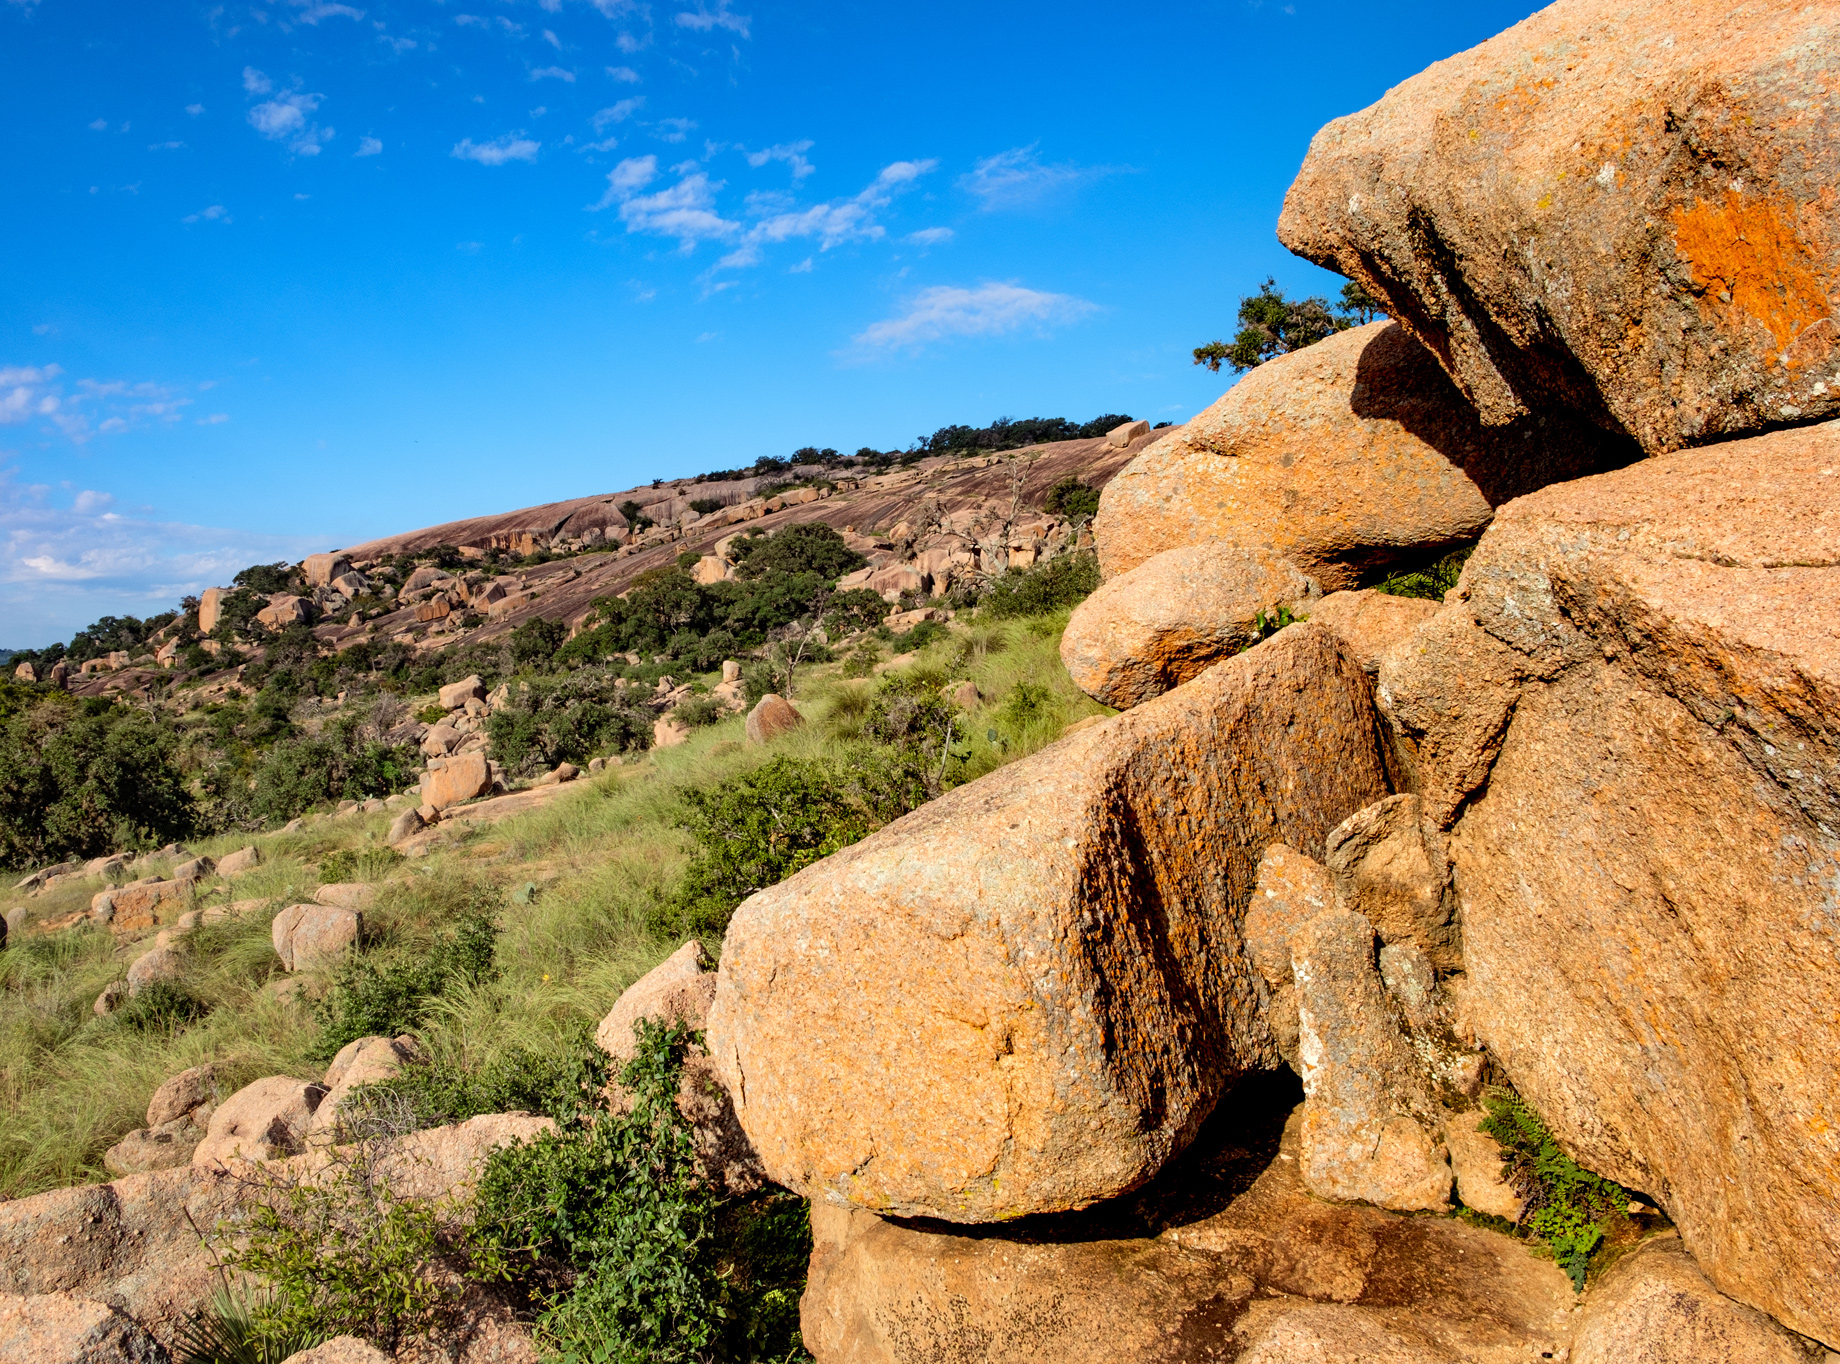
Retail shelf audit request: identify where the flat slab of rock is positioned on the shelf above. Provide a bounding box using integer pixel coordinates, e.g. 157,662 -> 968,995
801,1080 -> 1576,1364
1376,419 -> 1840,1344
710,624 -> 1393,1222
1093,322 -> 1630,588
1277,0 -> 1840,454
1061,542 -> 1320,709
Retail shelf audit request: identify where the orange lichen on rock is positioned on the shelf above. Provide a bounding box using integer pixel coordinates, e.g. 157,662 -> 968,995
1670,192 -> 1832,355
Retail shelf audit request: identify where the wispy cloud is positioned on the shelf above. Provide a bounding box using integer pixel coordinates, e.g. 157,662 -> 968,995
907,226 -> 954,246
531,65 -> 576,81
607,65 -> 640,82
746,139 -> 814,180
355,135 -> 383,157
960,143 -> 1117,210
149,140 -> 186,151
675,1 -> 749,36
591,155 -> 935,268
653,116 -> 696,143
452,133 -> 540,165
244,74 -> 334,155
0,363 -> 200,443
592,98 -> 644,131
182,204 -> 231,224
185,103 -> 205,116
0,473 -> 324,646
285,0 -> 364,23
851,282 -> 1096,351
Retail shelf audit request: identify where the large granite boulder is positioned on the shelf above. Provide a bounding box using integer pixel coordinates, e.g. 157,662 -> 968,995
1093,321 -> 1631,586
271,903 -> 361,972
1278,0 -> 1840,455
0,1293 -> 166,1364
1375,419 -> 1840,1344
709,624 -> 1393,1222
1060,542 -> 1320,709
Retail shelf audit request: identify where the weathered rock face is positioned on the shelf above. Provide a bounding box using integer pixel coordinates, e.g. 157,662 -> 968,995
1060,542 -> 1321,709
0,1293 -> 167,1364
1277,0 -> 1840,456
1375,420 -> 1840,1344
799,1080 -> 1577,1364
1323,794 -> 1456,969
595,940 -> 717,1062
710,625 -> 1393,1222
438,674 -> 486,710
308,1035 -> 420,1137
1293,909 -> 1452,1213
1093,321 -> 1632,586
216,845 -> 261,876
1569,1234 -> 1826,1364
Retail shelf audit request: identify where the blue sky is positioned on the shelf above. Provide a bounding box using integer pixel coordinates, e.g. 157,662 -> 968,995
0,0 -> 1543,645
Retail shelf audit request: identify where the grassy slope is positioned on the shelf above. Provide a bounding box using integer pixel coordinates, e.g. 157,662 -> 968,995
0,610 -> 1104,1200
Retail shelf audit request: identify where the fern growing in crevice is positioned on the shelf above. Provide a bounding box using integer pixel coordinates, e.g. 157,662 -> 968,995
1480,1087 -> 1629,1291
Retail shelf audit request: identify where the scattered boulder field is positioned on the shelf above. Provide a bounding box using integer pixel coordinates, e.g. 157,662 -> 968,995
5,0 -> 1839,1360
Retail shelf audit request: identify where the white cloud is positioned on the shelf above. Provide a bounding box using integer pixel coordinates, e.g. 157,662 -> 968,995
531,65 -> 575,81
594,155 -> 937,267
653,117 -> 695,143
149,140 -> 186,151
543,27 -> 561,47
356,135 -> 383,157
196,413 -> 230,425
289,0 -> 364,21
248,89 -> 334,155
87,117 -> 108,132
675,1 -> 749,36
243,66 -> 273,95
185,103 -> 205,116
452,133 -> 540,165
592,98 -> 644,131
0,364 -> 199,443
907,226 -> 954,245
0,473 -> 324,644
746,139 -> 814,180
789,256 -> 812,273
960,143 -> 1116,210
607,65 -> 640,82
182,204 -> 231,223
852,282 -> 1096,350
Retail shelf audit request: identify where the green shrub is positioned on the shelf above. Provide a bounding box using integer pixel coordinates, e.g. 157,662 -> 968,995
1375,547 -> 1473,602
979,551 -> 1101,619
486,673 -> 651,777
839,644 -> 880,679
218,1132 -> 496,1353
249,724 -> 418,826
886,618 -> 947,653
0,699 -> 197,870
363,1029 -> 607,1130
173,1283 -> 321,1364
1042,475 -> 1100,521
472,1022 -> 810,1364
674,695 -> 724,729
510,617 -> 570,669
317,846 -> 404,885
313,912 -> 499,1060
1479,1088 -> 1629,1291
107,980 -> 212,1034
667,753 -> 921,937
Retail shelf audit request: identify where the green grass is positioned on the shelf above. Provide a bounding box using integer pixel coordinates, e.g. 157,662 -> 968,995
0,608 -> 1107,1200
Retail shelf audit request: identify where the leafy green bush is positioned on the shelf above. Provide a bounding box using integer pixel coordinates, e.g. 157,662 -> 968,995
314,911 -> 499,1060
0,697 -> 197,870
979,551 -> 1101,619
667,753 -> 920,937
1480,1088 -> 1629,1291
108,980 -> 212,1034
250,727 -> 418,826
1042,475 -> 1100,521
472,1022 -> 810,1364
486,673 -> 651,777
886,618 -> 948,653
731,523 -> 864,582
510,617 -> 570,669
674,695 -> 724,729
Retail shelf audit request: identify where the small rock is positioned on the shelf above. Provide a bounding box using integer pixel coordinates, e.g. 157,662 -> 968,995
313,883 -> 376,911
386,807 -> 425,845
437,674 -> 487,710
147,1063 -> 220,1127
281,1337 -> 392,1364
309,1035 -> 421,1137
946,680 -> 980,710
192,1076 -> 328,1166
216,845 -> 262,876
744,693 -> 803,745
172,856 -> 215,883
93,981 -> 128,1017
271,903 -> 362,972
103,1117 -> 205,1177
125,947 -> 183,998
721,659 -> 741,683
